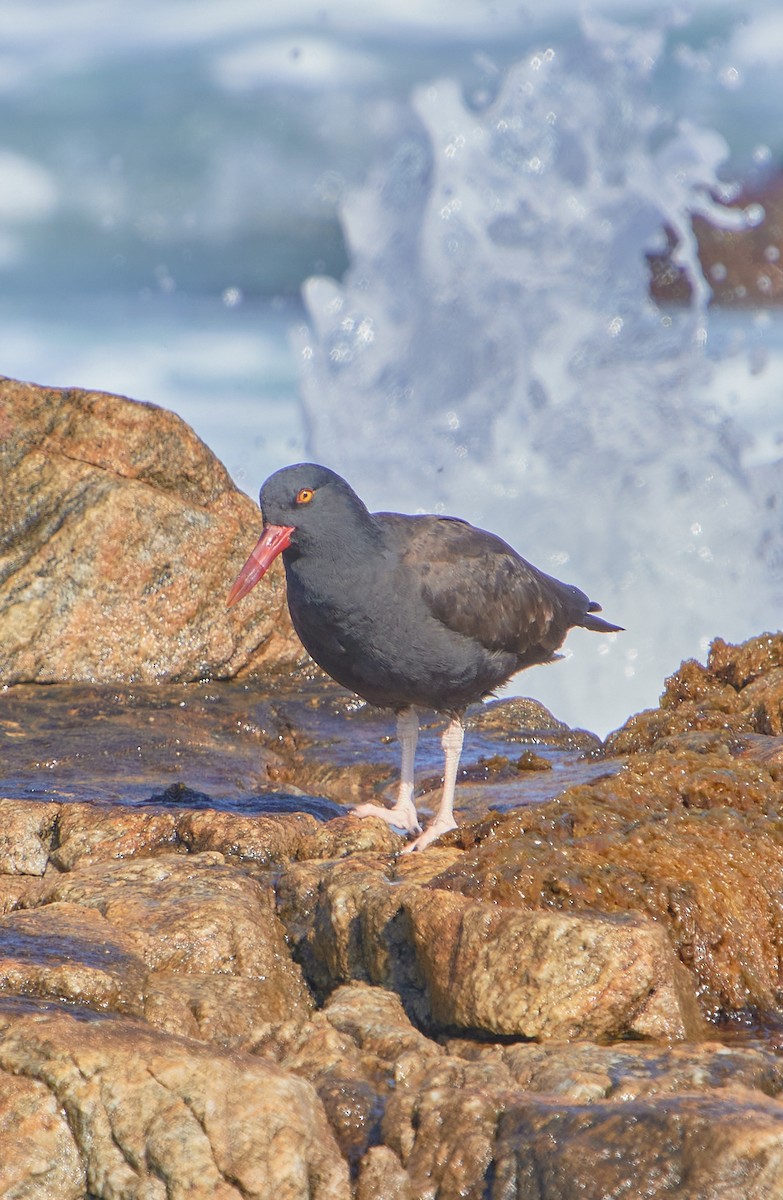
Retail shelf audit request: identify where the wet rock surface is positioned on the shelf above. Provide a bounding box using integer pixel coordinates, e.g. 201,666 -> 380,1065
0,674 -> 612,817
0,634 -> 782,1195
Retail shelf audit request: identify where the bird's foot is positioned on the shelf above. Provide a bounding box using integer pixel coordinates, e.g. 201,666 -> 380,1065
401,815 -> 458,854
352,800 -> 422,836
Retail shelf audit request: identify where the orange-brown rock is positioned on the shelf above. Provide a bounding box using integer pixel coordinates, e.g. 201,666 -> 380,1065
37,853 -> 313,1018
323,982 -> 443,1067
377,1051 -> 783,1200
51,803 -> 181,871
276,855 -> 702,1040
0,789 -> 323,879
453,1037 -> 783,1101
143,972 -> 308,1047
494,1091 -> 783,1200
356,1146 -> 412,1200
1,630 -> 783,1195
0,838 -> 315,1042
249,984 -> 441,1168
0,901 -> 147,1014
276,858 -> 427,1012
606,632 -> 783,754
649,169 -> 783,306
259,980 -> 783,1198
0,1069 -> 85,1199
467,695 -> 601,751
0,771 -> 778,1195
0,1000 -> 349,1200
295,814 -> 404,860
406,887 -> 702,1041
0,799 -> 59,875
709,632 -> 783,688
433,748 -> 783,1020
0,375 -> 302,685
52,799 -> 317,872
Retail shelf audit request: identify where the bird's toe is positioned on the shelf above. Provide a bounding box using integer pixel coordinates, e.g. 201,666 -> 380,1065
401,815 -> 458,853
352,801 -> 422,835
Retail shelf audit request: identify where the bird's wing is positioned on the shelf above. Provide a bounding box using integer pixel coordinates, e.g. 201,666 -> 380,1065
378,513 -> 583,659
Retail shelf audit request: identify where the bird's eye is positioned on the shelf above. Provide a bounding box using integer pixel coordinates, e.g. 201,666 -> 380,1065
295,488 -> 315,505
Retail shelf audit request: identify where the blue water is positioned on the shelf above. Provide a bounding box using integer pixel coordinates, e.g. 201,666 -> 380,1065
3,1 -> 783,733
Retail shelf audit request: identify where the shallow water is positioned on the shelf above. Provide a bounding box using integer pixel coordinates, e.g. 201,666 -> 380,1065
0,678 -> 614,825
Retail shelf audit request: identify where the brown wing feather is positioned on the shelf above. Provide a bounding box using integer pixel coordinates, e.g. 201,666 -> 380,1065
379,513 -> 590,664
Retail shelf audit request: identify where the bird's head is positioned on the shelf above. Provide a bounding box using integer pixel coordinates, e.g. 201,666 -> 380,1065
227,463 -> 371,607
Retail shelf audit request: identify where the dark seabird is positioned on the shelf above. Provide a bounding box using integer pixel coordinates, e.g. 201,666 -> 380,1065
228,463 -> 621,850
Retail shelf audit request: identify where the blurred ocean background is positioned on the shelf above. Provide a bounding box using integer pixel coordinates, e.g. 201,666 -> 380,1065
3,0 -> 783,734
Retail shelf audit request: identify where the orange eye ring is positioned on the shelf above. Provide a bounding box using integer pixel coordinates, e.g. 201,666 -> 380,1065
295,487 -> 315,505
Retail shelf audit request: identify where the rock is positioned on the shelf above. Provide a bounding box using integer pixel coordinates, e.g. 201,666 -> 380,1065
296,815 -> 404,860
0,799 -> 58,875
0,1000 -> 349,1200
660,657 -> 742,712
739,734 -> 783,773
37,854 -> 313,1020
3,627 -> 783,1193
405,887 -> 702,1041
252,981 -> 442,1089
604,682 -> 753,756
52,803 -> 181,871
177,807 -> 319,867
649,168 -> 783,306
381,1054 -> 510,1197
143,973 -> 308,1048
276,859 -> 431,1021
260,982 -> 783,1199
258,984 -> 443,1169
0,902 -> 147,1015
35,798 -> 316,874
0,843 -> 315,1038
323,982 -> 443,1067
0,1069 -> 85,1199
277,858 -> 701,1040
355,1146 -> 411,1200
709,632 -> 783,689
605,633 -> 783,754
0,875 -> 45,914
433,749 -> 783,1020
379,1051 -> 783,1200
737,667 -> 783,736
449,1037 -> 783,1102
467,696 -> 602,751
467,696 -> 569,733
0,376 -> 302,685
515,749 -> 552,771
494,1092 -> 783,1200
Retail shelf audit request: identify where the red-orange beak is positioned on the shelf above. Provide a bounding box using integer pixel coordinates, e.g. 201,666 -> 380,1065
227,523 -> 295,607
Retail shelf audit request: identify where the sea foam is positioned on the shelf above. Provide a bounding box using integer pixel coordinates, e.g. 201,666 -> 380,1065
296,18 -> 783,733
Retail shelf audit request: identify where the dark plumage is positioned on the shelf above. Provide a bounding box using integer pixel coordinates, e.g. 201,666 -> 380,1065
228,463 -> 621,849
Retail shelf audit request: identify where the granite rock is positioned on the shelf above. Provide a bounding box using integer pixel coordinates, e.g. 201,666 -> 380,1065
0,376 -> 301,685
0,1002 -> 349,1200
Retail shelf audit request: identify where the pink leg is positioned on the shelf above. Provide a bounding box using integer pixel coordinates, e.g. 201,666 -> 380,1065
402,715 -> 464,853
353,707 -> 422,834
